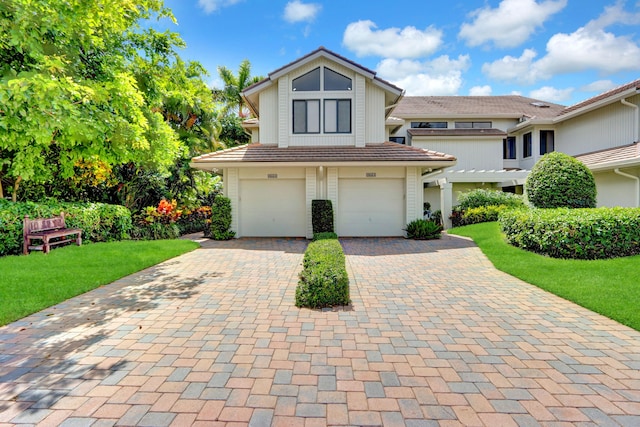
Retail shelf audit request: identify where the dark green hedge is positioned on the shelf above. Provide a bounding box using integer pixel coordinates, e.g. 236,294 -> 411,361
0,200 -> 132,256
296,238 -> 349,309
204,195 -> 235,240
500,207 -> 640,259
312,199 -> 334,234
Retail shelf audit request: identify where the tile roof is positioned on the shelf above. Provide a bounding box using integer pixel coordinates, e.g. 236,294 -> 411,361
408,128 -> 507,137
192,142 -> 456,164
393,95 -> 565,119
574,143 -> 640,169
559,79 -> 640,116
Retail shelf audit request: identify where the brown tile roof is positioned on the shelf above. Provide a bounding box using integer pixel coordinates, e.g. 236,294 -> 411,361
574,143 -> 640,169
408,128 -> 507,137
559,79 -> 640,116
192,142 -> 456,164
393,95 -> 565,119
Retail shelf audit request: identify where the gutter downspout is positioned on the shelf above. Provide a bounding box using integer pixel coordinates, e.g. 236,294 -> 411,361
621,97 -> 639,142
614,168 -> 640,207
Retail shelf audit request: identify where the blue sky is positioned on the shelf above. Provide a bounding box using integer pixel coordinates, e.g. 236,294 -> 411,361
160,0 -> 640,106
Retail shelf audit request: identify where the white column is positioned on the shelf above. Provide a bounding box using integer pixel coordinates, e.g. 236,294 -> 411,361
439,180 -> 453,229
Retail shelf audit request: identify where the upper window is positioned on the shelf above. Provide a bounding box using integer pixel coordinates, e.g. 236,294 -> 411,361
324,99 -> 351,133
523,132 -> 532,158
411,122 -> 447,128
503,137 -> 516,159
324,68 -> 352,91
389,136 -> 406,144
455,121 -> 492,129
540,130 -> 555,155
293,99 -> 320,134
292,67 -> 321,91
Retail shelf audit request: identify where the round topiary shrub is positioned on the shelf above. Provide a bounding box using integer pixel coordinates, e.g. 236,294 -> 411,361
526,152 -> 596,208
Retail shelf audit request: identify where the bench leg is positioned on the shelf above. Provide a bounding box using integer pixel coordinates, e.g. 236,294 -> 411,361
43,236 -> 50,254
76,233 -> 82,247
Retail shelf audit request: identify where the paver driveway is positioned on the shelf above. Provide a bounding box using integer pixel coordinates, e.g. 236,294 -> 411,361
1,235 -> 640,426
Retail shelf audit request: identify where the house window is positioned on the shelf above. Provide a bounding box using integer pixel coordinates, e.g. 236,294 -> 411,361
293,99 -> 320,133
455,121 -> 492,129
523,132 -> 532,158
411,121 -> 447,128
503,137 -> 516,159
292,67 -> 320,91
324,99 -> 351,133
540,130 -> 555,155
389,136 -> 405,144
324,68 -> 352,91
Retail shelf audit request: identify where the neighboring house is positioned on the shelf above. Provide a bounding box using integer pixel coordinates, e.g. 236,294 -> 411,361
191,47 -> 456,238
389,79 -> 640,227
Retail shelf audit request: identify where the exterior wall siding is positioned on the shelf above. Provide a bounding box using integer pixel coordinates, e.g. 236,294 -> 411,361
593,168 -> 640,207
326,167 -> 339,228
258,86 -> 278,145
365,82 -> 386,143
556,96 -> 639,156
405,167 -> 419,224
412,139 -> 503,170
277,76 -> 289,147
226,168 -> 240,236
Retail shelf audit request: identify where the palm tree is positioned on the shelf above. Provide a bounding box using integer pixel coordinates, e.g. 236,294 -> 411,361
217,59 -> 263,118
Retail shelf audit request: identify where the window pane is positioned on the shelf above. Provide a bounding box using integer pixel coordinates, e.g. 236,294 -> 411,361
455,122 -> 473,129
523,132 -> 532,157
324,100 -> 337,132
324,68 -> 352,91
292,67 -> 320,91
411,122 -> 447,128
540,130 -> 555,155
337,100 -> 351,133
293,100 -> 307,133
307,100 -> 320,133
474,121 -> 492,128
503,137 -> 516,159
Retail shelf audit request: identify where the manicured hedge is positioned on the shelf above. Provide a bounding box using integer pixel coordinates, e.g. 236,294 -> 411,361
295,237 -> 349,309
312,199 -> 334,234
500,207 -> 640,259
203,195 -> 235,240
451,189 -> 525,227
0,200 -> 132,256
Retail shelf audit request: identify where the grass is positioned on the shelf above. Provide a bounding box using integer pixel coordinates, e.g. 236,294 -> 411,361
0,239 -> 199,326
448,222 -> 640,331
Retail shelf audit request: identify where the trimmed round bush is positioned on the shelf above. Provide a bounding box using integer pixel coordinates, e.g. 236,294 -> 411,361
526,152 -> 596,208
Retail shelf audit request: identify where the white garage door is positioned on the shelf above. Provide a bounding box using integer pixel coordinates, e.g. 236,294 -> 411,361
239,179 -> 306,237
338,179 -> 405,237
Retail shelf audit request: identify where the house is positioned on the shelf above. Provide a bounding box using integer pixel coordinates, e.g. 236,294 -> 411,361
191,47 -> 457,238
388,79 -> 640,227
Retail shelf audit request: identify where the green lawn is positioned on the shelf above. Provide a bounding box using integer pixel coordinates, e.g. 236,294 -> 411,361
0,240 -> 199,326
449,222 -> 640,331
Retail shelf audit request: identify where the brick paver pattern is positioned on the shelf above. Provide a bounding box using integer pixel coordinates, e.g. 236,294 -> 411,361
1,235 -> 640,426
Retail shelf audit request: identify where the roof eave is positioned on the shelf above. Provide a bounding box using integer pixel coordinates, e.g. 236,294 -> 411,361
586,158 -> 640,172
555,87 -> 639,122
191,159 -> 457,171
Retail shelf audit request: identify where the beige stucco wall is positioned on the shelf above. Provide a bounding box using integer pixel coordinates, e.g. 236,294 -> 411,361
592,168 -> 640,207
412,138 -> 503,171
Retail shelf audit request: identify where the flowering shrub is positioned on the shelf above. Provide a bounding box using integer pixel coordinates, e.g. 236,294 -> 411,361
141,199 -> 182,224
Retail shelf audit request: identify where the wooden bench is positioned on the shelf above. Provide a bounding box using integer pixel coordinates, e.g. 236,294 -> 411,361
23,212 -> 82,255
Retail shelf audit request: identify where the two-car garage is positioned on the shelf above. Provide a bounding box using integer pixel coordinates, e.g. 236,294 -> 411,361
236,167 -> 407,238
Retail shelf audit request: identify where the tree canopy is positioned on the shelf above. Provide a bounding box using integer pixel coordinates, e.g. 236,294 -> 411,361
0,0 -> 206,200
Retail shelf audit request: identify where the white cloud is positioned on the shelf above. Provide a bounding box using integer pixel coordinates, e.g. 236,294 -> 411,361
483,4 -> 640,83
469,85 -> 493,96
580,79 -> 616,92
482,49 -> 539,84
376,55 -> 470,95
459,0 -> 567,48
343,20 -> 443,58
283,1 -> 321,23
198,0 -> 243,14
529,86 -> 574,102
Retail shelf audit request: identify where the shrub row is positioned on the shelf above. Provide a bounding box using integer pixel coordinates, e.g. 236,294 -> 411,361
456,189 -> 525,209
500,207 -> 640,260
0,200 -> 132,256
452,204 -> 511,227
295,236 -> 349,309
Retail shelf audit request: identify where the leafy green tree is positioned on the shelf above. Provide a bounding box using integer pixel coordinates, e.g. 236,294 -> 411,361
216,59 -> 263,118
0,0 -> 185,201
526,152 -> 597,208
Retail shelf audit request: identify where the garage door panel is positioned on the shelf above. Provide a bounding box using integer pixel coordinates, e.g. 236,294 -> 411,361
338,179 -> 404,237
240,179 -> 306,237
